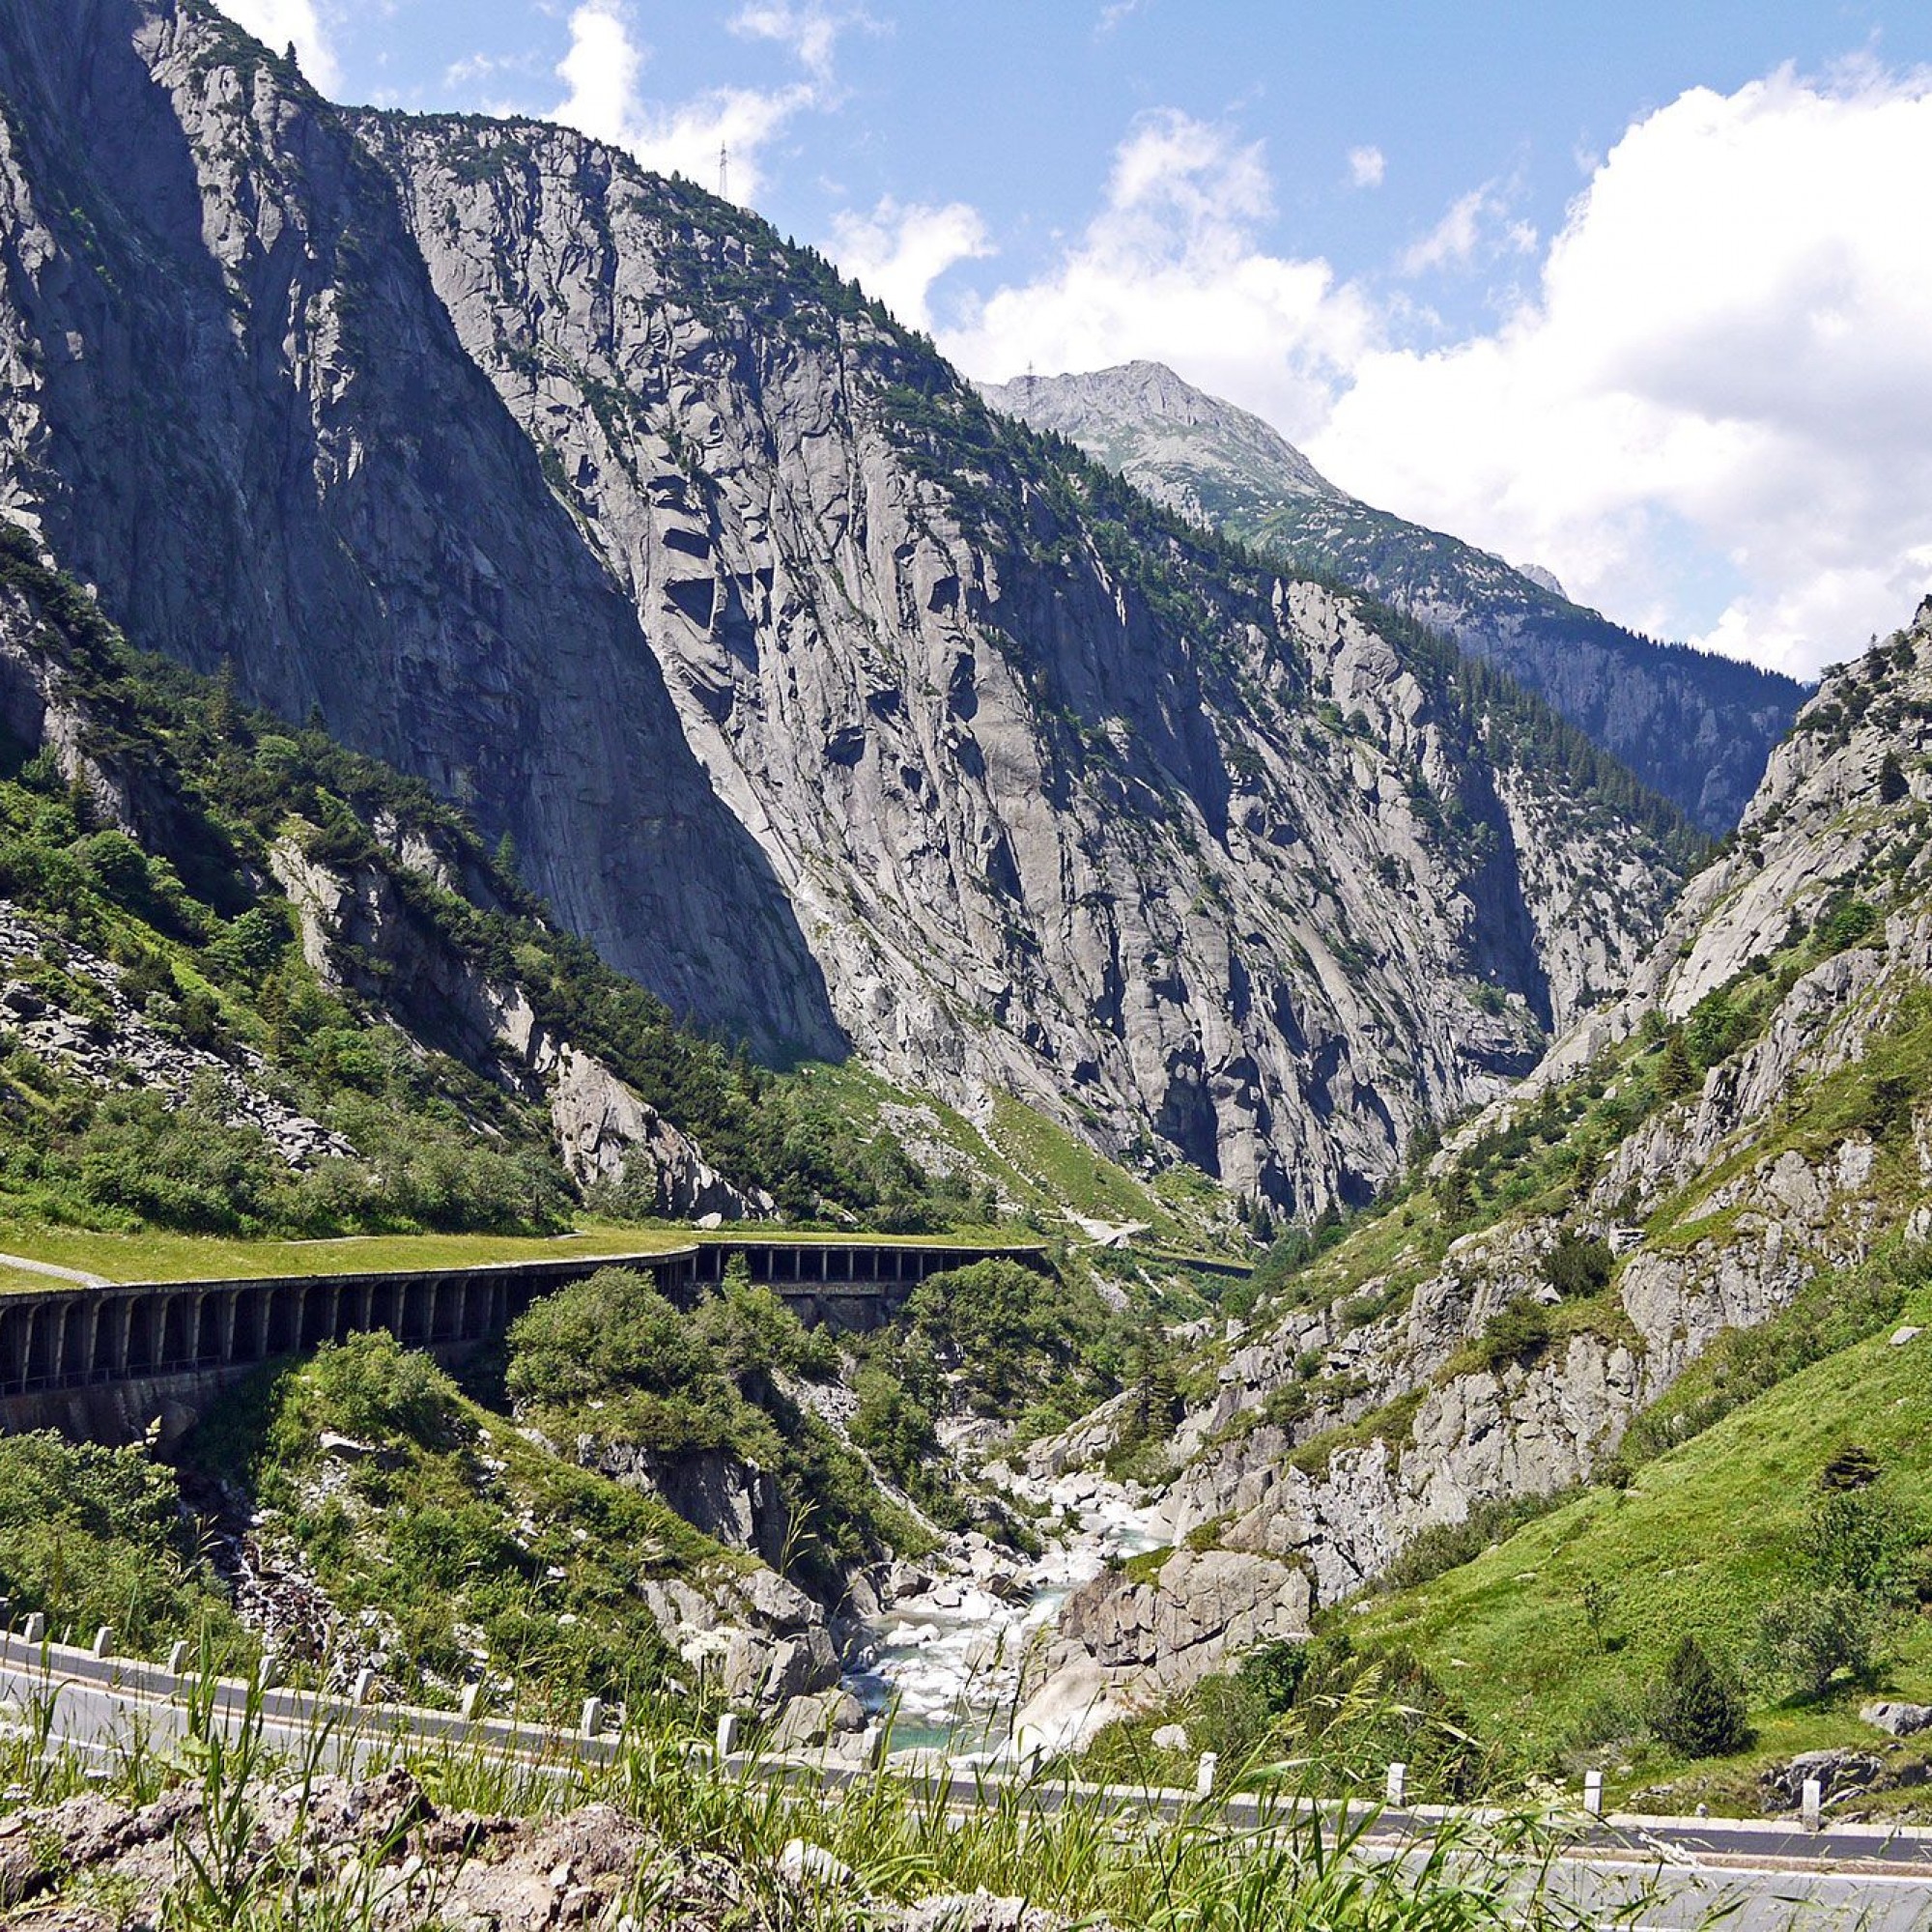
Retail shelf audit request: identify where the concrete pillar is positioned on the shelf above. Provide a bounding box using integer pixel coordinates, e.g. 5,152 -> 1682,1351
219,1292 -> 239,1365
581,1696 -> 603,1738
91,1626 -> 114,1659
352,1667 -> 378,1706
109,1298 -> 132,1375
460,1682 -> 485,1721
1803,1776 -> 1822,1832
1385,1762 -> 1406,1806
716,1711 -> 741,1757
19,1307 -> 39,1384
167,1640 -> 191,1678
423,1280 -> 440,1344
1195,1752 -> 1217,1799
1582,1770 -> 1604,1817
20,1612 -> 45,1644
0,1308 -> 23,1390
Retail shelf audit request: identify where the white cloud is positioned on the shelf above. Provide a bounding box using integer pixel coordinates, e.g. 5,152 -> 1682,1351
729,4 -> 856,84
939,111 -> 1377,443
1347,144 -> 1385,188
828,198 -> 993,329
948,72 -> 1932,676
1312,66 -> 1932,675
552,1 -> 822,206
1397,181 -> 1534,276
206,0 -> 340,94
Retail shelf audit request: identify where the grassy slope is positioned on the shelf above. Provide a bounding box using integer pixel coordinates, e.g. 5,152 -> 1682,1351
1350,1283 -> 1932,1804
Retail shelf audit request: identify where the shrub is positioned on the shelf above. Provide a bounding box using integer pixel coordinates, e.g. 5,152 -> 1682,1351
1815,895 -> 1881,954
1542,1231 -> 1613,1300
1472,1297 -> 1550,1372
1755,1582 -> 1895,1697
1648,1635 -> 1749,1758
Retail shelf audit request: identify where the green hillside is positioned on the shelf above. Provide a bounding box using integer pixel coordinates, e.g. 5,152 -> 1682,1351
1351,1260 -> 1932,1810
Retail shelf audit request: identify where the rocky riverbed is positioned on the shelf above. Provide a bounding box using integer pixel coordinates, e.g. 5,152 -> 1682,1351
848,1473 -> 1162,1761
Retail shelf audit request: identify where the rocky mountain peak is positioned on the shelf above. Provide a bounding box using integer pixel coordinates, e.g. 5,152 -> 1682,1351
978,361 -> 1343,520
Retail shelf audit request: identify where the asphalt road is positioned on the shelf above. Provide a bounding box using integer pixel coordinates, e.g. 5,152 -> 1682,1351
4,1634 -> 1930,1927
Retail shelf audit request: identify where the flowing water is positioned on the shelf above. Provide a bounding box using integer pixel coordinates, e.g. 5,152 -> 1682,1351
845,1482 -> 1163,1760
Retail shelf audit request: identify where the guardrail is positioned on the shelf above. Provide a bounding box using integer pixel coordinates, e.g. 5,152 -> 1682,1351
4,1625 -> 1928,1869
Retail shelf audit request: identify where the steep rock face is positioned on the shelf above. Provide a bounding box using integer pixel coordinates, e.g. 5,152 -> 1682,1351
355,114 -> 1685,1211
1040,600 -> 1932,1707
981,363 -> 1806,831
270,839 -> 769,1218
0,0 -> 834,1056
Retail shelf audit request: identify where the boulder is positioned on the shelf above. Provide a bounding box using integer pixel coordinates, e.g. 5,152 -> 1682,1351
763,1627 -> 841,1704
1758,1748 -> 1889,1811
771,1688 -> 867,1751
1861,1700 -> 1932,1737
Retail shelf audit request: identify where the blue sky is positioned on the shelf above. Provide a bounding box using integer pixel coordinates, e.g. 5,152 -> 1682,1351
219,2 -> 1932,676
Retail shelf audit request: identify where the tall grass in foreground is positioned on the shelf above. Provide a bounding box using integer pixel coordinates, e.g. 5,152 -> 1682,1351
0,1660 -> 1697,1930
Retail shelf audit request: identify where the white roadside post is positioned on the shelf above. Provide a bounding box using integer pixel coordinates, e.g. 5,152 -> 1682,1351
1195,1752 -> 1217,1800
1385,1762 -> 1406,1807
581,1696 -> 603,1739
167,1640 -> 191,1679
90,1626 -> 114,1660
716,1711 -> 742,1759
1802,1776 -> 1823,1833
352,1667 -> 377,1707
20,1612 -> 45,1644
459,1682 -> 485,1722
257,1656 -> 279,1691
1582,1771 -> 1604,1818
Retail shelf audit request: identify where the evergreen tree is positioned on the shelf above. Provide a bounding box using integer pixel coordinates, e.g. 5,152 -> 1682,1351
1649,1634 -> 1748,1758
1657,1029 -> 1695,1098
1879,750 -> 1909,805
1437,1166 -> 1473,1227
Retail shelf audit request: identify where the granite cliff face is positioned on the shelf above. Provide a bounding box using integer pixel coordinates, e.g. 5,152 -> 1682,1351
354,111 -> 1688,1210
1029,600 -> 1932,1722
0,1 -> 1693,1211
980,363 -> 1806,832
0,0 -> 833,1057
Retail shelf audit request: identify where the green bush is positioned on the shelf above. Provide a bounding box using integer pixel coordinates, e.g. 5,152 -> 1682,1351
0,1432 -> 245,1662
1754,1583 -> 1895,1697
1472,1297 -> 1551,1372
1542,1231 -> 1613,1300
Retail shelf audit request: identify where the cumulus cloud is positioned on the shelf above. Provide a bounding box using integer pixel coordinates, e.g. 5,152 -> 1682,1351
553,1 -> 827,205
1347,144 -> 1385,188
206,0 -> 339,94
945,71 -> 1932,675
828,199 -> 994,330
1312,66 -> 1932,674
938,111 -> 1378,442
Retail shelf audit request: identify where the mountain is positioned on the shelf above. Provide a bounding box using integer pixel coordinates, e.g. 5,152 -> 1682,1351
1026,595 -> 1932,1763
979,363 -> 1808,833
0,0 -> 1695,1215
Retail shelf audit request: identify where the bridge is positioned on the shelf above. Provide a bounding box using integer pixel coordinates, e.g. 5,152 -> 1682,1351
0,1236 -> 1046,1443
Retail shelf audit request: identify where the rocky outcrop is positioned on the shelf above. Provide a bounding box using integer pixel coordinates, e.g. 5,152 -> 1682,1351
0,907 -> 348,1165
982,361 -> 1805,831
270,838 -> 770,1218
0,1769 -> 1099,1929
